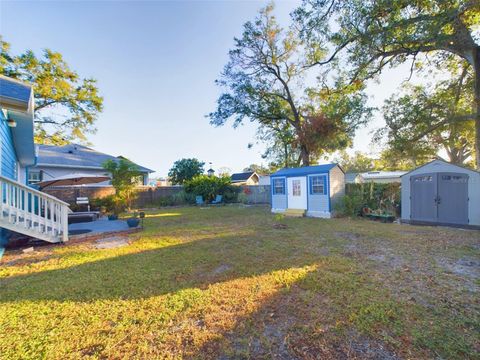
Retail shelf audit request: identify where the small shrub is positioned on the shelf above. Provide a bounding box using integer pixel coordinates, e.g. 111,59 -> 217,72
171,190 -> 196,205
222,186 -> 241,203
90,195 -> 124,214
335,193 -> 364,217
237,192 -> 249,204
157,196 -> 175,207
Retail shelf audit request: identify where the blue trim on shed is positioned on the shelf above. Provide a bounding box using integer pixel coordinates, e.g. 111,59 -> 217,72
308,174 -> 327,195
285,177 -> 288,208
271,164 -> 337,178
327,171 -> 331,212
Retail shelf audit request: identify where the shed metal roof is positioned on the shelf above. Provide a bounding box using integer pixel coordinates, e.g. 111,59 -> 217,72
36,144 -> 154,173
360,171 -> 407,180
271,164 -> 339,177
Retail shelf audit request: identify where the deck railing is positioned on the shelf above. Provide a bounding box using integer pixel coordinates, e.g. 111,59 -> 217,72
0,176 -> 70,243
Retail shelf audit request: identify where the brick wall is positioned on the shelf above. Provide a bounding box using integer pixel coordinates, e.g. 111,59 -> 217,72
43,186 -> 116,206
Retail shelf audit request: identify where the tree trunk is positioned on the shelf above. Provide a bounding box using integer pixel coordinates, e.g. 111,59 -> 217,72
300,145 -> 310,166
474,47 -> 480,170
284,142 -> 289,168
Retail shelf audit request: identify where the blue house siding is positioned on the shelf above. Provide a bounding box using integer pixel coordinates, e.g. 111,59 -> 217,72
0,110 -> 20,254
0,110 -> 18,181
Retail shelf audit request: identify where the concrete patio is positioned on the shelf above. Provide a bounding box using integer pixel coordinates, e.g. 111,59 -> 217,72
68,217 -> 130,236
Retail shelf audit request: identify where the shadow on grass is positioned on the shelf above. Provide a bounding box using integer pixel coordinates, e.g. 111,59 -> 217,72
0,230 -> 321,303
185,264 -> 404,360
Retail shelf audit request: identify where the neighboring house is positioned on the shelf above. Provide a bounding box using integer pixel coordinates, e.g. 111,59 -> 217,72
345,172 -> 360,184
231,171 -> 259,185
156,177 -> 172,187
401,159 -> 480,229
0,75 -> 70,249
29,144 -> 154,187
270,164 -> 345,218
357,171 -> 407,183
258,175 -> 270,186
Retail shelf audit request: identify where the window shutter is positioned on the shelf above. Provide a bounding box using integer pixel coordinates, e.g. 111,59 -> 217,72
323,176 -> 327,195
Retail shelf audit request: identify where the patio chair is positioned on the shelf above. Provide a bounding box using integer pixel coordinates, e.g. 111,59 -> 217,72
195,196 -> 205,206
76,197 -> 91,212
210,195 -> 223,205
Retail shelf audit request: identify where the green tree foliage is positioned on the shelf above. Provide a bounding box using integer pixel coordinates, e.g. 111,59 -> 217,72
243,163 -> 270,174
0,38 -> 103,145
374,148 -> 426,171
294,0 -> 480,168
183,175 -> 234,202
336,151 -> 376,173
209,4 -> 370,166
376,66 -> 475,166
168,158 -> 205,185
103,159 -> 142,212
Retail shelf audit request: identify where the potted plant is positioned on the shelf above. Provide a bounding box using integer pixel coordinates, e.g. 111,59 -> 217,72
126,212 -> 140,228
108,214 -> 118,221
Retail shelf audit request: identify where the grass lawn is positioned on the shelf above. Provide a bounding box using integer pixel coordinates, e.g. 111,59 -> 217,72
1,206 -> 479,359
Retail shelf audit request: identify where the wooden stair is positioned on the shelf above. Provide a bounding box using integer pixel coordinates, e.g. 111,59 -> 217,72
0,176 -> 71,244
284,209 -> 306,217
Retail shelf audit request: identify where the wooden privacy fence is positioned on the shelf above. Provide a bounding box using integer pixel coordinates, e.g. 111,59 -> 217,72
240,185 -> 271,204
44,185 -> 272,207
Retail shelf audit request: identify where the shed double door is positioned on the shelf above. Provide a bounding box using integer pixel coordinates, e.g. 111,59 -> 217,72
411,172 -> 468,224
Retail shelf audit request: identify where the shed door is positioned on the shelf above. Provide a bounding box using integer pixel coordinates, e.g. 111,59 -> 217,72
410,172 -> 469,225
437,173 -> 468,224
410,173 -> 437,222
287,177 -> 307,210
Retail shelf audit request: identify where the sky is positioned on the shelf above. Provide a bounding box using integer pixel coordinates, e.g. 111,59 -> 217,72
1,0 -> 415,177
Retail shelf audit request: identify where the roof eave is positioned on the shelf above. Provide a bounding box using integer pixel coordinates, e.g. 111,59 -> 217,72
9,109 -> 36,166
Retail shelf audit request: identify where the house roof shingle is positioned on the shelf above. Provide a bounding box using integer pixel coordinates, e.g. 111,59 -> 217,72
36,144 -> 154,173
231,171 -> 255,182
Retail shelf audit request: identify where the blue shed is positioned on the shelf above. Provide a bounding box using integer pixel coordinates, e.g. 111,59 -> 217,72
270,164 -> 345,218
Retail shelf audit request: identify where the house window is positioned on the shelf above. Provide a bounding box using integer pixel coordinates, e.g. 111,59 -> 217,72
310,175 -> 326,195
273,178 -> 285,195
292,180 -> 301,196
28,171 -> 42,184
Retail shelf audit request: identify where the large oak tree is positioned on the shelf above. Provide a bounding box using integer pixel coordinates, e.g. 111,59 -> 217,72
376,65 -> 475,166
209,4 -> 370,167
1,38 -> 103,145
295,0 -> 480,168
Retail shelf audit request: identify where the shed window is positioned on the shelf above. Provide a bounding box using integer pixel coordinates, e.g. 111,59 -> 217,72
310,175 -> 326,195
414,176 -> 432,182
273,178 -> 285,195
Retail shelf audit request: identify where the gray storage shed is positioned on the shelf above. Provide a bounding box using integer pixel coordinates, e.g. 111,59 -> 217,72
401,159 -> 480,228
